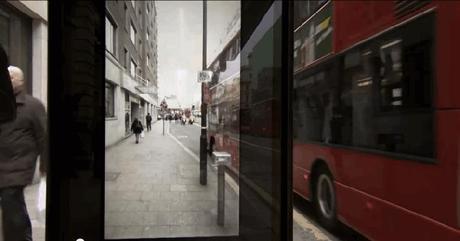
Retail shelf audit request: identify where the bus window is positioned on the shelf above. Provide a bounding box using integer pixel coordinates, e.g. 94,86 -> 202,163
339,13 -> 435,158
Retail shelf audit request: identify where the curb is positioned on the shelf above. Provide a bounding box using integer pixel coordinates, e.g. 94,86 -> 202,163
167,130 -> 239,196
105,133 -> 134,150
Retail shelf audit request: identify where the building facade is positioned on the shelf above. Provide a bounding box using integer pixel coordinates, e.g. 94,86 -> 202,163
105,0 -> 159,147
0,1 -> 48,107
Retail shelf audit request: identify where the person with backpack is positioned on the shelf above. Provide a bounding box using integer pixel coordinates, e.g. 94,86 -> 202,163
146,113 -> 152,131
131,118 -> 144,144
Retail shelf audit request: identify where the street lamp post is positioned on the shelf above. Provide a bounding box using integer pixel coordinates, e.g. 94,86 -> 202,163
199,0 -> 208,185
160,99 -> 167,136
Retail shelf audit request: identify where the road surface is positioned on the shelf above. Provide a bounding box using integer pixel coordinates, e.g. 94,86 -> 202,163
168,121 -> 368,241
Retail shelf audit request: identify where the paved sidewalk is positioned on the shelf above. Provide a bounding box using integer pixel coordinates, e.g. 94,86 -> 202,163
105,121 -> 238,239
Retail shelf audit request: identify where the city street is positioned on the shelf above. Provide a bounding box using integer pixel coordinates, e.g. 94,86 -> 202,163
168,120 -> 340,241
105,121 -> 238,239
14,119 -> 366,241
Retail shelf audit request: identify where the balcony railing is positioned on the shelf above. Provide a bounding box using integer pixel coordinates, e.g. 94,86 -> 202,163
135,73 -> 149,86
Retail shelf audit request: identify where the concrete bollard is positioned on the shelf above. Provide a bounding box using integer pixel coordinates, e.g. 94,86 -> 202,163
212,151 -> 231,226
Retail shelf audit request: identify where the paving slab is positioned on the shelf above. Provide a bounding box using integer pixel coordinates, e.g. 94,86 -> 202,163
104,121 -> 239,239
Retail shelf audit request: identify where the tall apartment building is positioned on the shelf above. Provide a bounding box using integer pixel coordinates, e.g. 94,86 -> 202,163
105,0 -> 159,146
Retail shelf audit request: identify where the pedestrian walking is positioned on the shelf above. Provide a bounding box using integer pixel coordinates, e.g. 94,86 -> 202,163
131,118 -> 144,144
0,65 -> 48,241
146,113 -> 152,131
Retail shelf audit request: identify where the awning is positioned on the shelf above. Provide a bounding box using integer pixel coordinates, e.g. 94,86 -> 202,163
139,94 -> 157,106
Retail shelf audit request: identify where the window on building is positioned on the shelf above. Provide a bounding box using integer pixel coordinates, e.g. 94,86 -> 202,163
293,0 -> 328,28
125,91 -> 130,109
105,82 -> 115,118
124,3 -> 129,30
105,16 -> 116,56
235,37 -> 240,56
130,59 -> 137,77
123,48 -> 128,69
130,22 -> 136,44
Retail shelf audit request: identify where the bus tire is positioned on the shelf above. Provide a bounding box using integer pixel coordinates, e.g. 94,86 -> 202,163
313,165 -> 338,230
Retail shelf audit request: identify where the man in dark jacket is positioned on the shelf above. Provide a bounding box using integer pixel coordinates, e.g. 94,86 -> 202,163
0,66 -> 47,241
146,113 -> 152,131
131,118 -> 144,144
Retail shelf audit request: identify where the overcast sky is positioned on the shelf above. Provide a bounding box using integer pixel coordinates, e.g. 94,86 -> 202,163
156,0 -> 240,107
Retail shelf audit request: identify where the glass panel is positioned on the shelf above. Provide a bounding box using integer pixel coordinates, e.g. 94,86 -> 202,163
294,12 -> 434,158
293,0 -> 328,28
130,23 -> 136,44
0,2 -> 48,241
106,16 -> 116,55
105,82 -> 115,118
239,1 -> 284,240
0,11 -> 9,53
124,48 -> 128,68
104,0 -> 240,239
293,1 -> 333,72
130,59 -> 136,77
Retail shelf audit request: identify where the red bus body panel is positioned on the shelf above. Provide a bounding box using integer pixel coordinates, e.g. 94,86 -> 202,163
293,1 -> 460,240
334,1 -> 460,109
295,110 -> 460,240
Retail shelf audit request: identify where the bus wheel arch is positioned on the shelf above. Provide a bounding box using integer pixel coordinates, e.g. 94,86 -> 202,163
310,159 -> 338,230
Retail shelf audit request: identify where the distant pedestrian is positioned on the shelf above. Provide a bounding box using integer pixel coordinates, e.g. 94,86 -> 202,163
131,118 -> 144,144
0,65 -> 48,241
146,113 -> 152,131
209,136 -> 215,157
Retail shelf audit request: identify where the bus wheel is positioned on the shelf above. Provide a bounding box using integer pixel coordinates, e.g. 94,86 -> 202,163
314,166 -> 337,230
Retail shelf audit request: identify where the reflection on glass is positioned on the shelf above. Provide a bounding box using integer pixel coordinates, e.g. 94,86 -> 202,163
294,13 -> 435,158
0,2 -> 48,241
239,1 -> 283,240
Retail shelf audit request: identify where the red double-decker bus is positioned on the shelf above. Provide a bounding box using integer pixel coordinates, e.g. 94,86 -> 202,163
208,32 -> 241,173
293,1 -> 460,240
